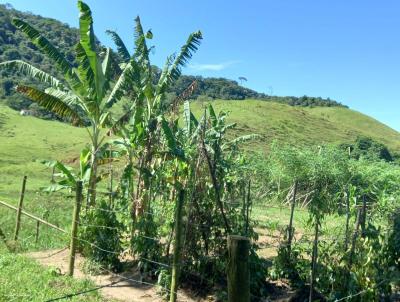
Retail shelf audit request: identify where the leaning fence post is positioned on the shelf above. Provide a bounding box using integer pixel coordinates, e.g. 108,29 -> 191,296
245,180 -> 251,235
68,180 -> 82,277
309,217 -> 320,302
287,180 -> 298,257
35,221 -> 40,244
227,235 -> 250,302
346,207 -> 362,295
344,189 -> 351,251
169,189 -> 185,302
13,175 -> 27,241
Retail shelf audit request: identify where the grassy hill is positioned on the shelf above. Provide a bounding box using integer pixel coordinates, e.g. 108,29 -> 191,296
190,100 -> 400,152
1,99 -> 399,202
0,105 -> 87,201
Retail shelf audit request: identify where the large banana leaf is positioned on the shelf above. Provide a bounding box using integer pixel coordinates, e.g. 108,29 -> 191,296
44,88 -> 81,107
169,31 -> 202,80
133,16 -> 153,99
17,85 -> 83,126
105,59 -> 141,108
75,42 -> 96,96
106,30 -> 131,63
208,103 -> 217,127
0,60 -> 62,89
77,1 -> 105,101
79,147 -> 91,181
12,19 -> 82,92
183,100 -> 199,136
157,31 -> 202,94
160,117 -> 184,159
101,48 -> 112,92
156,55 -> 174,95
41,160 -> 77,185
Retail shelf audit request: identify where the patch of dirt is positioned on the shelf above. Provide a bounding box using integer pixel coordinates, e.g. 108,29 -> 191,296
27,249 -> 205,302
64,156 -> 79,165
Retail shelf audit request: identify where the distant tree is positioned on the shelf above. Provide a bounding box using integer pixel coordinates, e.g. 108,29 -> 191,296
238,76 -> 247,85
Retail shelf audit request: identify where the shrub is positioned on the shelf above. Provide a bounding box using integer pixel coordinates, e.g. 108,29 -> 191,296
79,199 -> 122,272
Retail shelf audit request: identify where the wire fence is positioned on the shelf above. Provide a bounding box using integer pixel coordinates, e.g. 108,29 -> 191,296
0,192 -> 396,302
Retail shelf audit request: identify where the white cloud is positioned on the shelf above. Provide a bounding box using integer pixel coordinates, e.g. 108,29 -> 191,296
188,61 -> 239,71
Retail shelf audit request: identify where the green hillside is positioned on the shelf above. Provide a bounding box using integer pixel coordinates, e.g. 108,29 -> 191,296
1,99 -> 399,201
190,100 -> 400,152
0,105 -> 86,200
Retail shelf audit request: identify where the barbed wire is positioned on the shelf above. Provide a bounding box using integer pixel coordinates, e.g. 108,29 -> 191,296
1,192 -> 397,302
14,204 -> 394,257
34,246 -> 69,259
51,251 -> 190,301
333,278 -> 389,302
44,278 -> 126,302
12,219 -> 397,302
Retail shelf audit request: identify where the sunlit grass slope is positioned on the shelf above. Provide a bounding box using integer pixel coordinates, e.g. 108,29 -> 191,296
190,100 -> 400,153
0,99 -> 398,250
0,105 -> 87,201
2,100 -> 400,201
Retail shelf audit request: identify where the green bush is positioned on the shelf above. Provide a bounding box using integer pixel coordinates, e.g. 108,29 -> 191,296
79,199 -> 122,272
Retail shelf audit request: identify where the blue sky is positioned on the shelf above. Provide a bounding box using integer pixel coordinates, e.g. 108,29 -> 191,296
2,0 -> 400,130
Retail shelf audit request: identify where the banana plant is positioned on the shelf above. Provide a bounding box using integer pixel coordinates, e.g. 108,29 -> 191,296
41,148 -> 92,193
41,146 -> 116,195
158,102 -> 260,300
106,20 -> 202,217
160,102 -> 259,233
0,1 -> 127,205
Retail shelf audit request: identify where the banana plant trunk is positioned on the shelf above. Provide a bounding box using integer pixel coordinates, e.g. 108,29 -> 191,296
88,127 -> 100,207
128,153 -> 136,223
135,133 -> 153,217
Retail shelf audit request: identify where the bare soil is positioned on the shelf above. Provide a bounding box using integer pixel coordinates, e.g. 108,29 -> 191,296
27,249 -> 207,302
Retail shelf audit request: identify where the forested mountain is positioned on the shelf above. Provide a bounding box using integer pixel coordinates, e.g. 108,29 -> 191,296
0,3 -> 79,119
0,3 -> 345,121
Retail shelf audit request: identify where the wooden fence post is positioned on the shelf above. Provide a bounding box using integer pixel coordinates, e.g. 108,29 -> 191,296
245,180 -> 251,235
349,208 -> 362,267
68,181 -> 82,277
169,189 -> 185,302
344,189 -> 351,251
287,180 -> 298,257
13,175 -> 27,241
35,221 -> 40,244
346,207 -> 362,295
227,235 -> 250,302
309,218 -> 320,302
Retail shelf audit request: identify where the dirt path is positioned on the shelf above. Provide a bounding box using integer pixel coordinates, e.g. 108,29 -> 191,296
27,249 -> 203,302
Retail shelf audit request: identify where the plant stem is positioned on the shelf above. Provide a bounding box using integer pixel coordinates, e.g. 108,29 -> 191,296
202,138 -> 231,234
309,216 -> 319,302
169,189 -> 185,302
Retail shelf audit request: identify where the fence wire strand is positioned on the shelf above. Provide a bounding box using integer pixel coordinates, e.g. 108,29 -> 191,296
1,193 -> 396,302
